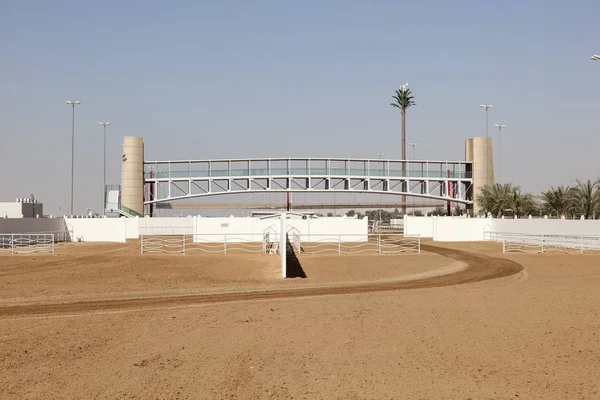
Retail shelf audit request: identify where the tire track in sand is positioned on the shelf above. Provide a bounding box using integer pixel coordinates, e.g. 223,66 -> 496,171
0,244 -> 522,317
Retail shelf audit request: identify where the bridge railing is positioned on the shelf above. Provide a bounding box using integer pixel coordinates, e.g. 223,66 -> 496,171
145,169 -> 472,180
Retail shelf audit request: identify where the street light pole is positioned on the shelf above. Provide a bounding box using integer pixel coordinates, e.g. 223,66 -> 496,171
66,101 -> 80,215
99,122 -> 111,215
493,124 -> 506,183
375,153 -> 384,227
408,142 -> 419,159
479,104 -> 494,185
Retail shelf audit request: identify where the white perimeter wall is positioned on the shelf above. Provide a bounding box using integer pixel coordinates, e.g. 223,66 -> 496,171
404,215 -> 600,242
433,217 -> 492,242
491,219 -> 600,236
194,216 -> 368,242
139,216 -> 194,235
125,217 -> 139,239
65,218 -> 126,243
13,215 -> 600,244
0,218 -> 66,234
404,216 -> 435,238
1,215 -> 368,243
404,216 -> 491,241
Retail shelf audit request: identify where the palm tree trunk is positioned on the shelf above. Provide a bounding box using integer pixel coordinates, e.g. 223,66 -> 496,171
401,110 -> 407,215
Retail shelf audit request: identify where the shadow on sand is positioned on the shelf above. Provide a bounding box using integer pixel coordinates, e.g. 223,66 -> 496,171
285,239 -> 307,279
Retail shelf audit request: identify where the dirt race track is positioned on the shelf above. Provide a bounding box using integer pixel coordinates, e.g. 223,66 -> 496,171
1,240 -> 599,399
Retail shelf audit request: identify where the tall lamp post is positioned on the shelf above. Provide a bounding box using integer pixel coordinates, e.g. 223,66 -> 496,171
408,142 -> 419,215
375,153 -> 384,226
66,100 -> 81,215
493,124 -> 506,183
408,142 -> 419,159
479,104 -> 494,185
99,122 -> 111,214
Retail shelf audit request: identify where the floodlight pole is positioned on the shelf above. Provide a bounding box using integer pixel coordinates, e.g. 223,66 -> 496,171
99,122 -> 111,215
376,153 -> 384,227
494,124 -> 506,183
66,101 -> 80,215
408,142 -> 419,159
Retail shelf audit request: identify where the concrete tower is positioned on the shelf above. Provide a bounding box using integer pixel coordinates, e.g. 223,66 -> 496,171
465,137 -> 494,215
120,136 -> 144,216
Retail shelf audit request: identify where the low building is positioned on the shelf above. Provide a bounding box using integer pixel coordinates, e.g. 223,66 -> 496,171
0,198 -> 44,218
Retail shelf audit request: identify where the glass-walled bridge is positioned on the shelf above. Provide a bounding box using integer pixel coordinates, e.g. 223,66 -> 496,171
142,158 -> 474,210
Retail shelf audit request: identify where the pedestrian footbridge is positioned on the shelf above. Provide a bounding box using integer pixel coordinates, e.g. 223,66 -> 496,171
142,157 -> 473,206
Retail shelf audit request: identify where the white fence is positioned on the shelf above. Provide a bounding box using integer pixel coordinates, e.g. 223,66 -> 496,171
0,234 -> 55,254
485,231 -> 600,253
141,234 -> 266,255
140,233 -> 420,255
297,234 -> 420,255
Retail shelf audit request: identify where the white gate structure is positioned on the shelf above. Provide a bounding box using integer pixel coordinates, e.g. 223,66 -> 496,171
485,231 -> 600,253
0,234 -> 55,254
140,212 -> 420,279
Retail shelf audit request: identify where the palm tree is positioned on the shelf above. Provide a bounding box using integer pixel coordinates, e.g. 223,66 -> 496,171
569,179 -> 600,219
476,183 -> 516,217
541,185 -> 572,218
390,83 -> 416,162
511,190 -> 537,217
390,83 -> 416,214
476,183 -> 538,218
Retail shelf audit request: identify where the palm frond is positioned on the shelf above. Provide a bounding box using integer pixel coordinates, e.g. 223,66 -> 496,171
476,183 -> 538,218
390,87 -> 416,111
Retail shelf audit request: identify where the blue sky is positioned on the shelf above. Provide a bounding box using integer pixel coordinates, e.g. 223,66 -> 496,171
2,0 -> 600,214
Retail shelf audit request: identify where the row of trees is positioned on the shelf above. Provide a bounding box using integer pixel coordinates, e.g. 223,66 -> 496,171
335,179 -> 599,221
341,207 -> 457,221
477,180 -> 600,219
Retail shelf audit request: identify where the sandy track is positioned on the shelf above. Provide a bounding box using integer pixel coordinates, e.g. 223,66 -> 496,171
0,244 -> 522,317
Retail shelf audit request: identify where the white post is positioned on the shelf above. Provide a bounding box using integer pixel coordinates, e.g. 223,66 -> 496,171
52,237 -> 55,255
280,212 -> 287,278
377,234 -> 381,254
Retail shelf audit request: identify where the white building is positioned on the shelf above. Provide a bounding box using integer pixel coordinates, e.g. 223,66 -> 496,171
0,198 -> 44,218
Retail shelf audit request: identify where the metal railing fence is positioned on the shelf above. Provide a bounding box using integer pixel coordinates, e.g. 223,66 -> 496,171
0,234 -> 55,254
485,231 -> 600,253
140,233 -> 420,255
